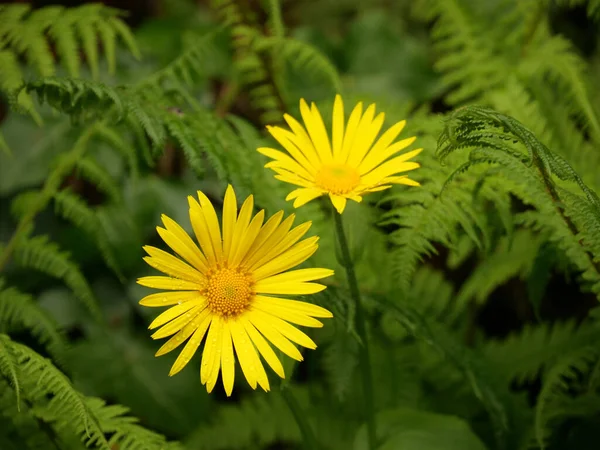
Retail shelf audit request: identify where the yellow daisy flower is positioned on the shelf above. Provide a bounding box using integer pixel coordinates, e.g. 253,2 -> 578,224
137,185 -> 334,396
258,95 -> 422,213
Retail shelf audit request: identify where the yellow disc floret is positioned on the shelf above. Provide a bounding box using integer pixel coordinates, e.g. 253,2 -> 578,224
204,267 -> 253,316
315,164 -> 360,195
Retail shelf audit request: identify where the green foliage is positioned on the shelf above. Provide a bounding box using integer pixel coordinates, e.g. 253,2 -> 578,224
1,0 -> 600,449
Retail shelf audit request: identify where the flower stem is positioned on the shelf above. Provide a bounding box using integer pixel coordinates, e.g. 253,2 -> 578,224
280,387 -> 319,450
333,212 -> 377,450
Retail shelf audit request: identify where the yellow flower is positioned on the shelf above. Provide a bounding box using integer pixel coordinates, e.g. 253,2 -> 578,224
258,95 -> 422,213
137,185 -> 333,396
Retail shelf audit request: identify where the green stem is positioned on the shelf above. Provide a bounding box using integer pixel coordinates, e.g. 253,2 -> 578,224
333,212 -> 377,450
280,387 -> 319,450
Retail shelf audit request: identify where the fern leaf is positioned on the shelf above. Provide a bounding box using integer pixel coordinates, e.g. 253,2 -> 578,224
0,283 -> 65,358
53,189 -> 123,280
322,326 -> 359,400
3,335 -> 109,449
535,348 -> 598,449
75,157 -> 121,203
256,36 -> 342,94
13,235 -> 102,322
49,9 -> 81,78
85,397 -> 183,450
0,334 -> 20,406
483,319 -> 600,383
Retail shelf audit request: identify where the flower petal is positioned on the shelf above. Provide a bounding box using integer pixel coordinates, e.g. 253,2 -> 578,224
266,126 -> 317,174
148,298 -> 206,329
151,304 -> 206,339
241,316 -> 285,378
360,157 -> 421,187
220,322 -> 235,396
230,318 -> 270,391
252,236 -> 319,281
259,147 -> 314,181
357,119 -> 407,174
139,290 -> 202,307
137,276 -> 203,291
155,308 -> 211,356
231,210 -> 265,267
248,221 -> 312,272
332,94 -> 345,158
242,211 -> 285,267
254,296 -> 333,318
329,193 -> 347,214
250,309 -> 317,349
143,246 -> 204,283
222,185 -> 237,260
202,316 -> 223,390
158,215 -> 208,273
196,190 -> 224,262
244,214 -> 297,270
338,101 -> 363,163
283,112 -> 322,167
359,138 -> 419,175
247,310 -> 304,361
188,196 -> 217,266
230,194 -> 254,263
168,313 -> 212,376
253,296 -> 323,328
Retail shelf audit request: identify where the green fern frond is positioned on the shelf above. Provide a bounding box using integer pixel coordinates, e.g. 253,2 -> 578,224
322,325 -> 359,401
0,283 -> 65,358
79,398 -> 183,450
0,334 -> 109,449
13,235 -> 102,322
0,3 -> 140,79
53,189 -> 123,280
483,319 -> 600,383
75,157 -> 122,203
549,0 -> 600,21
0,49 -> 40,124
254,36 -> 342,94
0,334 -> 20,406
534,347 -> 599,449
455,230 -> 541,313
185,389 -> 302,449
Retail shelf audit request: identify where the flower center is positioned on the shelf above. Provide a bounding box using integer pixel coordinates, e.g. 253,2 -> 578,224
204,268 -> 253,317
315,164 -> 360,195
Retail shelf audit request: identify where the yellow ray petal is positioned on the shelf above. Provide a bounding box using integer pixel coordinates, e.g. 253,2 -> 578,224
255,281 -> 327,295
250,308 -> 316,349
303,100 -> 332,163
253,296 -> 333,318
274,173 -> 314,189
168,313 -> 212,376
137,276 -> 203,291
229,318 -> 270,391
196,190 -> 223,262
231,210 -> 265,267
143,246 -> 205,283
244,214 -> 296,269
338,101 -> 363,163
358,138 -> 419,175
248,221 -> 312,271
288,188 -> 323,209
158,215 -> 208,273
253,296 -> 323,328
201,315 -> 223,388
241,317 -> 285,378
356,119 -> 407,174
188,196 -> 217,266
242,211 -> 285,267
283,113 -> 321,167
148,298 -> 205,329
222,185 -> 237,260
155,308 -> 212,356
266,126 -> 317,174
384,176 -> 420,186
248,310 -> 304,361
252,237 -> 319,281
220,322 -> 235,396
360,158 -> 421,187
151,304 -> 205,339
258,147 -> 314,180
346,105 -> 381,167
332,94 -> 345,158
230,194 -> 254,263
140,291 -> 202,307
329,193 -> 347,214
257,267 -> 333,287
